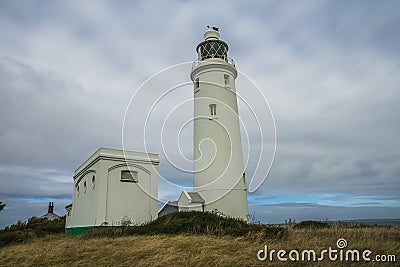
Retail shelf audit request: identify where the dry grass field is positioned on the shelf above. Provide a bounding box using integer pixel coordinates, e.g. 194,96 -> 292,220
1,226 -> 399,266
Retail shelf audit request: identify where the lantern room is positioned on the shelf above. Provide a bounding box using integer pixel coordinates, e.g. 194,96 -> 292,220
196,28 -> 229,61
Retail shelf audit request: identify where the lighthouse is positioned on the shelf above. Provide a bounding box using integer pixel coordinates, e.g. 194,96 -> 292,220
190,27 -> 249,221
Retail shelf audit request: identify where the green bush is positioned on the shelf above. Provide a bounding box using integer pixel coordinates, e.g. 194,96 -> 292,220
294,220 -> 330,229
0,230 -> 33,247
84,211 -> 286,239
0,216 -> 65,247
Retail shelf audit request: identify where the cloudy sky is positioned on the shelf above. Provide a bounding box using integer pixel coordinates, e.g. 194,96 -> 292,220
0,0 -> 399,228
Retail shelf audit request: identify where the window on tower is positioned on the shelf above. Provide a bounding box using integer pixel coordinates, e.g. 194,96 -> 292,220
121,170 -> 138,183
224,74 -> 229,85
209,104 -> 217,116
195,78 -> 199,89
92,175 -> 96,189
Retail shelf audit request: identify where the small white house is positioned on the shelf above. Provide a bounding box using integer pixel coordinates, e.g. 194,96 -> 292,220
178,190 -> 205,212
40,202 -> 61,220
65,148 -> 159,234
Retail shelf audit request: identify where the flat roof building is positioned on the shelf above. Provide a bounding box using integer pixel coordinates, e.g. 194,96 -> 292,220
65,148 -> 159,234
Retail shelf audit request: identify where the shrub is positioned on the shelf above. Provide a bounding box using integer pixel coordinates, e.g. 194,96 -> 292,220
294,220 -> 330,229
83,211 -> 286,240
0,216 -> 65,247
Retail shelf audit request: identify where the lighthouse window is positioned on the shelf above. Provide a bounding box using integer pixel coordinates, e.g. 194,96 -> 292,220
209,104 -> 217,116
199,41 -> 227,61
224,74 -> 229,85
121,170 -> 138,183
76,184 -> 80,197
83,180 -> 87,193
92,175 -> 95,189
195,78 -> 199,89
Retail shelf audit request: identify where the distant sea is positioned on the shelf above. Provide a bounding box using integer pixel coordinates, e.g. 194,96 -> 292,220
332,218 -> 400,226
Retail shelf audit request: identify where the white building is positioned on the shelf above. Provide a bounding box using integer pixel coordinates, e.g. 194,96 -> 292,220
65,148 -> 159,234
177,190 -> 205,212
179,28 -> 249,221
40,202 -> 61,220
66,29 -> 249,232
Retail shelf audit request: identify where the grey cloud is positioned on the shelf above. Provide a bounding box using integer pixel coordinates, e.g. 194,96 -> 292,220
237,3 -> 400,196
0,0 -> 399,228
0,166 -> 71,199
0,58 -> 122,169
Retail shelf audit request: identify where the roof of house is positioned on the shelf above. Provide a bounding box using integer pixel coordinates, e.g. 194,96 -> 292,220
74,148 -> 159,176
40,213 -> 61,220
168,201 -> 178,206
158,200 -> 179,214
187,192 -> 205,203
40,202 -> 61,220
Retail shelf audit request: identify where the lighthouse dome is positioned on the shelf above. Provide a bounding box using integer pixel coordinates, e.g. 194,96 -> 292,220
196,28 -> 229,61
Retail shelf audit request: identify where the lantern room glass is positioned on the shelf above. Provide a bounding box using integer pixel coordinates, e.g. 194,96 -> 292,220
198,41 -> 228,61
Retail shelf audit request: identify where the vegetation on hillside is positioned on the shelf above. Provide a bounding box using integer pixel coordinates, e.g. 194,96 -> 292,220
84,211 -> 286,239
1,212 -> 399,266
1,225 -> 399,266
0,216 -> 65,247
294,220 -> 330,229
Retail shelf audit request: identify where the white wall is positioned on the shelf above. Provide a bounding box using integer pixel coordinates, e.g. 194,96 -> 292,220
178,191 -> 203,212
191,56 -> 249,221
67,148 -> 159,228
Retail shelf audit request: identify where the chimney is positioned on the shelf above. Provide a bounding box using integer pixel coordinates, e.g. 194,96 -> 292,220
48,202 -> 54,214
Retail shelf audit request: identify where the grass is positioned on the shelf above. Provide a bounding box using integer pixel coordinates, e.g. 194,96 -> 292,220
0,213 -> 399,266
1,226 -> 399,266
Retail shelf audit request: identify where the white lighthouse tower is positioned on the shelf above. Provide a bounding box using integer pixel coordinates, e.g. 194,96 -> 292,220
190,27 -> 249,221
